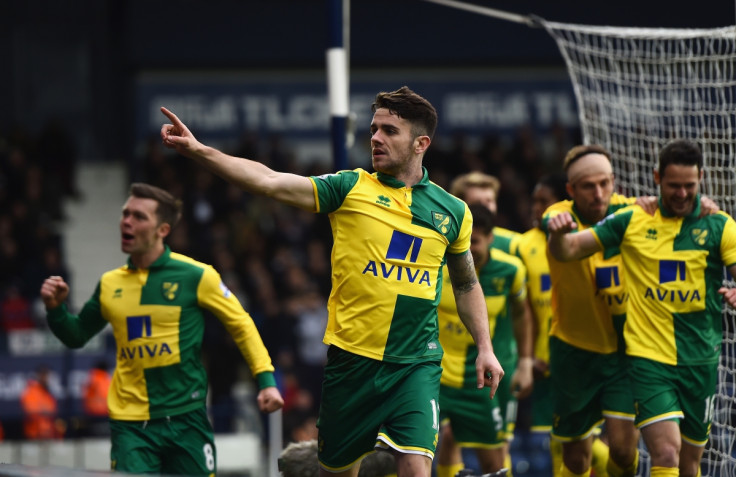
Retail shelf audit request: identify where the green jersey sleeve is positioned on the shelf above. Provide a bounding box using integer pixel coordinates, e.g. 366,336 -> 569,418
447,203 -> 473,255
591,207 -> 636,250
310,169 -> 360,214
46,282 -> 109,348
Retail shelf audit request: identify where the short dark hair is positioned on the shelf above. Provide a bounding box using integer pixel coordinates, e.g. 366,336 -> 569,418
562,144 -> 611,172
468,203 -> 496,235
371,86 -> 438,139
658,139 -> 703,177
129,183 -> 182,228
537,172 -> 570,202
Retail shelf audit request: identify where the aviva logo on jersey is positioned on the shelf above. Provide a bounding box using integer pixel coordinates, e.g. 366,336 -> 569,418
540,274 -> 551,292
595,266 -> 620,288
595,266 -> 628,308
644,260 -> 703,308
362,230 -> 431,286
120,315 -> 173,360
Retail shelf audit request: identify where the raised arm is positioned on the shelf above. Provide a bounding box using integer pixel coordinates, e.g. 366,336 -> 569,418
446,251 -> 504,398
160,107 -> 316,211
40,276 -> 108,348
547,211 -> 602,261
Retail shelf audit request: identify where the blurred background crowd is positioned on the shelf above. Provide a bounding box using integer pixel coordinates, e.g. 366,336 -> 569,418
0,116 -> 580,443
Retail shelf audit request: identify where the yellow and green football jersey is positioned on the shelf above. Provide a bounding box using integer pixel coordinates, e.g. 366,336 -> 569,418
542,194 -> 635,354
493,226 -> 521,256
310,168 -> 472,363
438,248 -> 526,388
591,197 -> 736,365
517,227 -> 552,364
47,247 -> 275,421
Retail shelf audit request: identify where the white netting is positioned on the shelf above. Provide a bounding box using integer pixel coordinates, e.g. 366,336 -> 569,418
540,20 -> 736,476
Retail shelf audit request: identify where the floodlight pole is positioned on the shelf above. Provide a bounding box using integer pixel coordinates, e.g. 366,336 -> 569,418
327,0 -> 350,171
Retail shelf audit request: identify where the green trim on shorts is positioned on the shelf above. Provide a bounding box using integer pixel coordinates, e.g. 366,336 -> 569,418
629,356 -> 715,444
317,346 -> 441,470
439,384 -> 505,447
110,407 -> 215,476
496,356 -> 518,440
549,336 -> 634,441
530,374 -> 553,430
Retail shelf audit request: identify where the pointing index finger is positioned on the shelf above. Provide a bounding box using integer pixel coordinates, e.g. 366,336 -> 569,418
160,106 -> 182,127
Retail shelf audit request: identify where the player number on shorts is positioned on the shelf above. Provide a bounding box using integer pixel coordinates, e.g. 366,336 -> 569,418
204,443 -> 215,471
492,407 -> 503,432
430,399 -> 439,431
703,395 -> 716,424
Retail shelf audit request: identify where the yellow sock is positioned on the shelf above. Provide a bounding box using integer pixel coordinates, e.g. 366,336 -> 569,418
607,448 -> 639,477
561,463 -> 591,477
591,437 -> 609,477
550,439 -> 564,477
505,452 -> 514,477
437,463 -> 465,477
651,466 -> 679,477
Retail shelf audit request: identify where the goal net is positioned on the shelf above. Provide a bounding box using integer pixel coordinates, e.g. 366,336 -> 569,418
539,19 -> 736,476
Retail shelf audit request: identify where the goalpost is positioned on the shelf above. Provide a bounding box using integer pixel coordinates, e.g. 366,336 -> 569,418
424,1 -> 736,474
537,21 -> 736,476
539,22 -> 736,214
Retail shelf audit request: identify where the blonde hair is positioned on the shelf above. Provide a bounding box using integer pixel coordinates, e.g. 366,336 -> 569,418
562,145 -> 611,173
449,172 -> 500,201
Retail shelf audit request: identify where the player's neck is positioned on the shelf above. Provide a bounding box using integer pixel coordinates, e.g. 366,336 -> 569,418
389,157 -> 424,188
130,244 -> 166,269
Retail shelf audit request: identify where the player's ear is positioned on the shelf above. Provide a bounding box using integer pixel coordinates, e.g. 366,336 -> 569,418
157,222 -> 171,239
414,135 -> 431,155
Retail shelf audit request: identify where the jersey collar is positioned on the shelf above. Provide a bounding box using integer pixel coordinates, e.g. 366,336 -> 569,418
570,200 -> 604,227
126,245 -> 171,270
658,193 -> 701,218
376,167 -> 430,189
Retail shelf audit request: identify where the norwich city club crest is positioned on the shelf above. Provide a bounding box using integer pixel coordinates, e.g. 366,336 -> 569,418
162,282 -> 180,301
432,211 -> 451,235
691,228 -> 709,246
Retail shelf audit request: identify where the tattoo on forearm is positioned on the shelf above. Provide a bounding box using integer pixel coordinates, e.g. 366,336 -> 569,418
447,252 -> 478,295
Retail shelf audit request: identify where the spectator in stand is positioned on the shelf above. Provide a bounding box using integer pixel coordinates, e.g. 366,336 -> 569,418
0,127 -> 70,333
1,282 -> 35,331
20,365 -> 65,440
82,360 -> 112,436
